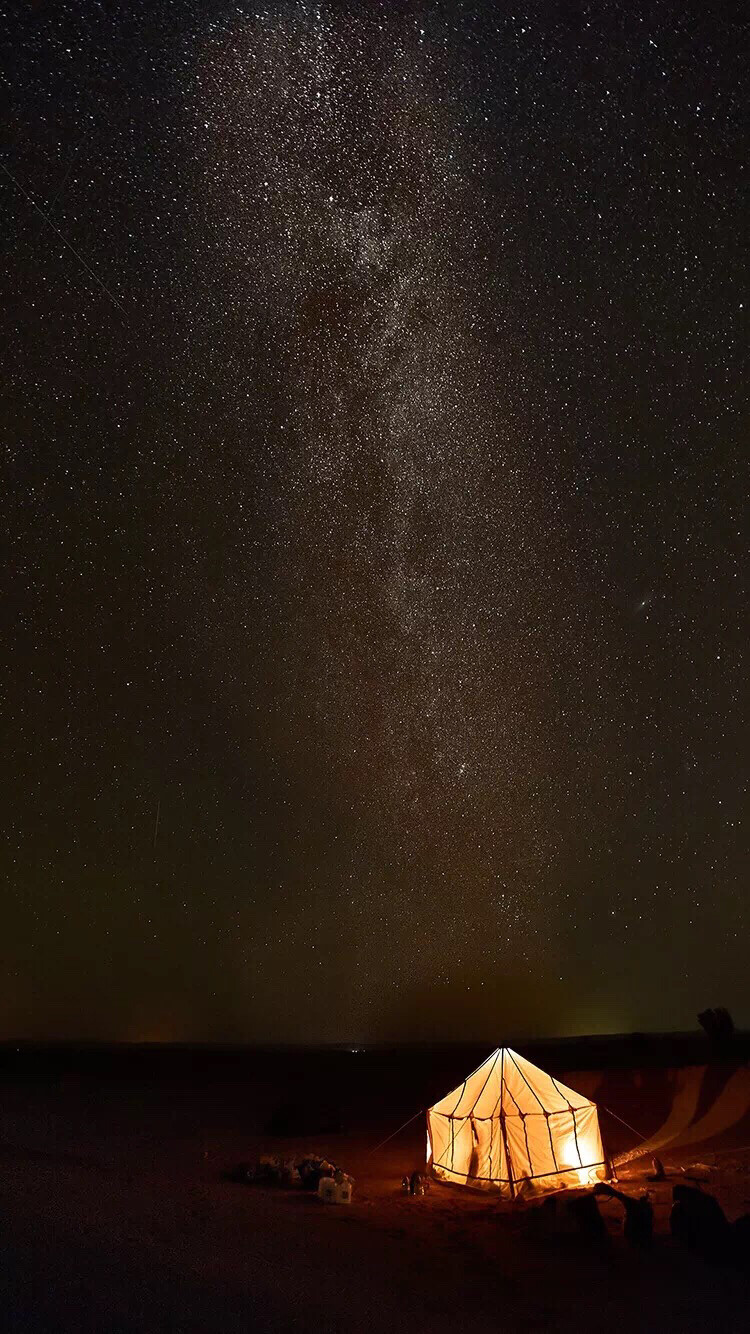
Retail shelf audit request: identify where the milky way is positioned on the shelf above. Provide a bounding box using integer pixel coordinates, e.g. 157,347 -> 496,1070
187,10 -> 610,994
2,1 -> 746,1041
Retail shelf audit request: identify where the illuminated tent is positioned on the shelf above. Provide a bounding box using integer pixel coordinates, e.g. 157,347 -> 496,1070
427,1047 -> 608,1198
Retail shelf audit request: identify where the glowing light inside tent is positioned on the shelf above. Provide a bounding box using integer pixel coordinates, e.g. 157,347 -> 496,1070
560,1134 -> 590,1185
560,1134 -> 582,1167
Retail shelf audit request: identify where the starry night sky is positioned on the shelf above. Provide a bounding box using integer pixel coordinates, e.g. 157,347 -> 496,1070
2,1 -> 747,1043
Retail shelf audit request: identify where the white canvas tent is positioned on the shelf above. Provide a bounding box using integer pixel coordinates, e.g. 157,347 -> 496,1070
427,1047 -> 608,1198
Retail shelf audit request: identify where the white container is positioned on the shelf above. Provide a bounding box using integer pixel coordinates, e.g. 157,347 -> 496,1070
335,1179 -> 352,1205
318,1176 -> 337,1204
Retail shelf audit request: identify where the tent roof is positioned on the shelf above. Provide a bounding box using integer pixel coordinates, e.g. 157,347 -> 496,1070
429,1047 -> 596,1122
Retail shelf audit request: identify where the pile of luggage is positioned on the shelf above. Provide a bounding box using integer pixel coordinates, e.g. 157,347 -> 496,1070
229,1152 -> 354,1202
316,1167 -> 354,1205
230,1154 -> 300,1186
296,1154 -> 339,1190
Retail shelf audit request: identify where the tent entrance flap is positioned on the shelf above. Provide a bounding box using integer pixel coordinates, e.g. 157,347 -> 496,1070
427,1047 -> 608,1196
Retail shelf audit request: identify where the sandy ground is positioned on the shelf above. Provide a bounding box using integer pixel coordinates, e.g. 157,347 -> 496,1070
0,1047 -> 748,1332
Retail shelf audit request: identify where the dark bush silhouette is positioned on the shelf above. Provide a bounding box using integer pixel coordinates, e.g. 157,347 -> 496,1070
697,1008 -> 735,1049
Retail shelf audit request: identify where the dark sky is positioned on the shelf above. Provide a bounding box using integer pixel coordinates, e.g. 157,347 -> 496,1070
2,1 -> 746,1043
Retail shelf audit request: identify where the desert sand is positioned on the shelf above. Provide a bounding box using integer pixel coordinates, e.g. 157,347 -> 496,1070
0,1039 -> 748,1332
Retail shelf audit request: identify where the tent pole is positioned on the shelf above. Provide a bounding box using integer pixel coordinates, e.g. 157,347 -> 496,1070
499,1049 -> 515,1199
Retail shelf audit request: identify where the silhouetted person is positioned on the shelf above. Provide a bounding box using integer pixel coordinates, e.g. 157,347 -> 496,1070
730,1214 -> 750,1271
566,1192 -> 610,1247
670,1184 -> 730,1263
594,1183 -> 654,1248
528,1192 -> 610,1252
